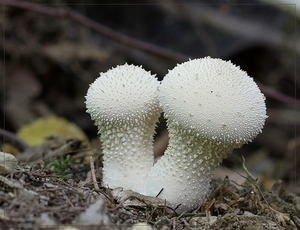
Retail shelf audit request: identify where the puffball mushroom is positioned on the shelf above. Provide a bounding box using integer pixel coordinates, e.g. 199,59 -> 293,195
85,64 -> 161,193
144,57 -> 267,212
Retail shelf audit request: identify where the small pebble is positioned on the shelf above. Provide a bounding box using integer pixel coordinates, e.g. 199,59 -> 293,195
131,222 -> 153,230
0,151 -> 18,174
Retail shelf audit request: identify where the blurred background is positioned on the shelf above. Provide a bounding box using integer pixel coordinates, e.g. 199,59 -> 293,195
0,0 -> 299,193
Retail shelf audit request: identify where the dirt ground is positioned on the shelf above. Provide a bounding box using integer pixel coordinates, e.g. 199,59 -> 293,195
0,0 -> 299,229
1,136 -> 300,229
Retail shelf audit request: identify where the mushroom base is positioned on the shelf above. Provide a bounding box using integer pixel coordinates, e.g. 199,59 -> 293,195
144,123 -> 234,212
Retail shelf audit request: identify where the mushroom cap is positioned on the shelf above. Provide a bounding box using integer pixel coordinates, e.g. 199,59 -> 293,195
159,57 -> 267,147
85,64 -> 161,126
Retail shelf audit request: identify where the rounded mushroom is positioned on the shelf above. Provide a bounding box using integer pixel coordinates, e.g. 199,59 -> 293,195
144,57 -> 267,212
85,64 -> 161,193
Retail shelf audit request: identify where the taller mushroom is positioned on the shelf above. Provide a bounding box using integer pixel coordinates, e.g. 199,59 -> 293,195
144,57 -> 267,212
85,64 -> 161,193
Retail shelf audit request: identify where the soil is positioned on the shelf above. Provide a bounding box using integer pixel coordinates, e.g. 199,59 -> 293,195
0,136 -> 299,229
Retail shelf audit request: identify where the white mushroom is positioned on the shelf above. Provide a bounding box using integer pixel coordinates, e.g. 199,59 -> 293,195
144,57 -> 267,212
85,64 -> 161,193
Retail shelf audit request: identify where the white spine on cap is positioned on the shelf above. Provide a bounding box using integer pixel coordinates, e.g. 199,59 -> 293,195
85,64 -> 161,193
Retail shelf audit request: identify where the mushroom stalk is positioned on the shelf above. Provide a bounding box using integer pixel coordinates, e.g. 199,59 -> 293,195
100,118 -> 158,193
85,64 -> 161,193
145,120 -> 235,212
144,57 -> 267,212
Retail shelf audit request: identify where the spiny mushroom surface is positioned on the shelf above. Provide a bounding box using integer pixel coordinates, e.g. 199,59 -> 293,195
144,57 -> 267,212
85,64 -> 161,193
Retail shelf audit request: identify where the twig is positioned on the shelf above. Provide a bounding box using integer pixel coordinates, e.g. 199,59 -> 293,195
1,0 -> 299,108
236,156 -> 283,230
0,174 -> 23,188
63,190 -> 75,208
0,128 -> 29,151
258,82 -> 300,108
0,0 -> 189,63
203,198 -> 215,213
290,213 -> 300,229
241,156 -> 257,183
89,156 -> 99,190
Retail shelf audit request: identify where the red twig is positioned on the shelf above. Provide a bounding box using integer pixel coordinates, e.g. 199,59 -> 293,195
0,0 -> 190,63
258,83 -> 300,108
1,0 -> 299,108
0,128 -> 29,151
